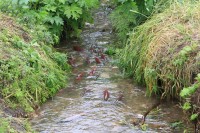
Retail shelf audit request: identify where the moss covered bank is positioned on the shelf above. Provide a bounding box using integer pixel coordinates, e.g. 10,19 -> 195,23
0,13 -> 70,132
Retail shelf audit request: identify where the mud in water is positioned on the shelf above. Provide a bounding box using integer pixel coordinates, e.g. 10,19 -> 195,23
30,3 -> 193,133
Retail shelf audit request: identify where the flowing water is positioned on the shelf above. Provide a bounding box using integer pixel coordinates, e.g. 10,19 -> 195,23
31,3 -> 193,133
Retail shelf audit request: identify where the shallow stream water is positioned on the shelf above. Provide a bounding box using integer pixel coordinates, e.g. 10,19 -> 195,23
31,3 -> 193,133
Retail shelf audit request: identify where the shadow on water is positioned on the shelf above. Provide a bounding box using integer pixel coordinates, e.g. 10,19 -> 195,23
31,2 -> 193,133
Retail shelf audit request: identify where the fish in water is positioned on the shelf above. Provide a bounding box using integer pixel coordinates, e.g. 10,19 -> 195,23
76,72 -> 84,80
103,89 -> 110,101
86,56 -> 91,64
89,70 -> 95,76
73,45 -> 83,51
95,57 -> 101,64
89,46 -> 95,53
97,49 -> 103,56
89,67 -> 96,76
101,54 -> 106,60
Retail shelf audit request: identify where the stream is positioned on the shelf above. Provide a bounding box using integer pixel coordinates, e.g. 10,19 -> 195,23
31,3 -> 193,133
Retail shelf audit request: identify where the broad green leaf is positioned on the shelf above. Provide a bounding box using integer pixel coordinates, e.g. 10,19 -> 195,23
54,16 -> 64,25
180,86 -> 195,98
140,124 -> 148,131
70,4 -> 82,19
49,17 -> 54,24
190,114 -> 198,121
183,46 -> 192,52
44,4 -> 57,12
64,4 -> 82,20
64,5 -> 72,18
45,16 -> 63,25
58,0 -> 66,4
182,102 -> 191,110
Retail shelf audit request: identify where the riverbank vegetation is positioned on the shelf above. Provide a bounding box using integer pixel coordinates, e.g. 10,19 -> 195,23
0,0 -> 99,132
0,13 -> 70,112
109,0 -> 169,43
0,0 -> 99,42
0,12 -> 70,132
115,0 -> 200,128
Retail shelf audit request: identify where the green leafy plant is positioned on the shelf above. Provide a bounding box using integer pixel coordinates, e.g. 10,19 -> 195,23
173,44 -> 198,67
140,123 -> 148,131
180,74 -> 200,124
105,47 -> 117,56
0,0 -> 99,43
109,0 -> 161,43
0,117 -> 34,132
180,74 -> 200,98
182,102 -> 191,110
118,0 -> 200,99
170,121 -> 183,129
190,114 -> 198,121
0,13 -> 70,112
109,0 -> 138,42
0,118 -> 15,133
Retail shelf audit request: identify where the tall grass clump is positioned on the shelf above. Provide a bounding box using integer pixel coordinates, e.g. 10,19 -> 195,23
109,0 -> 170,44
118,0 -> 200,99
109,0 -> 138,43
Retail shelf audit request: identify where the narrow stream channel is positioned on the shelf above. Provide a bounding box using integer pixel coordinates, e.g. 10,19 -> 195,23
31,3 -> 193,133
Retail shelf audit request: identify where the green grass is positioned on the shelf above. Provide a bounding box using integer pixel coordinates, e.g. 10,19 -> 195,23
0,13 -> 70,113
0,116 -> 34,133
118,0 -> 200,99
118,0 -> 200,125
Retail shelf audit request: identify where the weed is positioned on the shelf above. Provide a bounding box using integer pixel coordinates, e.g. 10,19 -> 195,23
0,13 -> 70,113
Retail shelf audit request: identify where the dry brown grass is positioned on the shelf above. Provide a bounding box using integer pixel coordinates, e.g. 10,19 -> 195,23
118,1 -> 200,126
119,0 -> 200,99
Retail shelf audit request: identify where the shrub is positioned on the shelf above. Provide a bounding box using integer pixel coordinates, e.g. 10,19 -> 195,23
0,0 -> 99,43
